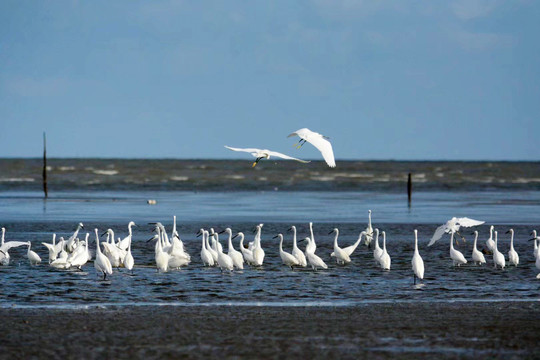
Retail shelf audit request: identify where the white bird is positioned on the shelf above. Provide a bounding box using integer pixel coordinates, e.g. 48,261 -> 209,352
492,231 -> 505,269
212,233 -> 234,271
149,234 -> 170,273
287,128 -> 336,168
94,229 -> 113,280
329,228 -> 350,265
0,227 -> 29,266
251,224 -> 265,266
333,231 -> 366,257
199,229 -> 215,267
205,230 -> 218,263
67,234 -> 89,269
42,233 -> 59,263
302,237 -> 328,271
486,225 -> 495,253
507,229 -> 519,267
378,231 -> 391,270
274,233 -> 300,269
27,242 -> 41,265
235,232 -> 255,266
373,229 -> 383,263
449,232 -> 467,267
288,226 -> 307,267
101,229 -> 123,268
364,210 -> 374,246
307,222 -> 317,254
66,222 -> 84,252
412,230 -> 425,284
529,230 -> 539,259
224,146 -> 310,167
222,228 -> 244,270
117,221 -> 137,251
124,236 -> 134,272
471,231 -> 486,265
50,239 -> 69,269
428,217 -> 485,246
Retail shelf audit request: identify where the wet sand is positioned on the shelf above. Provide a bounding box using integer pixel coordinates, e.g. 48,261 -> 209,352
1,302 -> 539,359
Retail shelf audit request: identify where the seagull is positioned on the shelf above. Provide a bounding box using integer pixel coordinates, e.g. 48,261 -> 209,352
288,128 -> 336,168
428,217 -> 485,247
224,146 -> 310,167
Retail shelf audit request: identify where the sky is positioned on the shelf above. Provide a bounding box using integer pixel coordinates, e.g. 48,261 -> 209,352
0,0 -> 539,161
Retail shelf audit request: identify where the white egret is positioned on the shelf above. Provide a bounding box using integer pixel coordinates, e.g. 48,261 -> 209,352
94,229 -> 113,280
274,234 -> 300,269
288,226 -> 307,267
287,128 -> 336,168
373,229 -> 383,263
50,239 -> 69,269
251,224 -> 265,266
428,217 -> 485,246
0,227 -> 29,266
149,234 -> 170,273
212,233 -> 234,271
307,222 -> 317,254
492,231 -> 505,269
471,231 -> 486,265
205,230 -> 218,263
364,210 -> 374,246
378,231 -> 391,270
235,232 -> 255,266
332,231 -> 366,257
67,234 -> 89,270
224,146 -> 310,167
117,221 -> 137,251
42,233 -> 59,263
27,242 -> 41,265
102,229 -> 123,268
507,229 -> 519,267
66,222 -> 84,252
530,230 -> 539,259
486,226 -> 495,253
329,228 -> 350,265
412,230 -> 425,284
222,228 -> 244,270
449,232 -> 467,267
302,237 -> 328,271
124,236 -> 134,272
198,229 -> 215,267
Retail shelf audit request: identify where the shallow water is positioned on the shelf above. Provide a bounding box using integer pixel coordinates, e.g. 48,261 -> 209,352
1,189 -> 539,308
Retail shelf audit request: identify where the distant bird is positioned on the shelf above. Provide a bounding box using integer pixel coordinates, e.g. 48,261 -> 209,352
287,128 -> 336,168
411,230 -> 424,284
471,231 -> 486,265
492,231 -> 505,270
224,146 -> 310,167
329,228 -> 351,265
27,242 -> 41,265
274,233 -> 300,269
288,226 -> 307,267
428,217 -> 485,246
449,232 -> 467,267
507,229 -> 519,267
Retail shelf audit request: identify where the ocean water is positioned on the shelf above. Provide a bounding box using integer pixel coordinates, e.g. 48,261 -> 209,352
0,159 -> 539,308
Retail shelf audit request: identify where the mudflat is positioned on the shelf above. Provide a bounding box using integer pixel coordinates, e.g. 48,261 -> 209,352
1,301 -> 539,359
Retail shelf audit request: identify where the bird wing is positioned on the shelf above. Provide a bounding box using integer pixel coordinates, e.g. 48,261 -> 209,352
224,146 -> 260,155
2,241 -> 28,251
428,224 -> 447,246
456,217 -> 485,228
287,128 -> 310,139
305,135 -> 336,168
265,150 -> 310,163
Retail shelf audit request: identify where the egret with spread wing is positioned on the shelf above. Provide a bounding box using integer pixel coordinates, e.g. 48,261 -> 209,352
428,217 -> 485,247
288,128 -> 336,168
224,146 -> 310,167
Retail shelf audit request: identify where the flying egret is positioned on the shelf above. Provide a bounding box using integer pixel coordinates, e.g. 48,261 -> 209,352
428,217 -> 485,246
224,146 -> 310,167
274,234 -> 300,269
492,231 -> 505,269
288,226 -> 307,267
507,229 -> 519,267
412,230 -> 424,285
471,231 -> 486,265
302,237 -> 328,271
486,226 -> 495,253
287,128 -> 336,168
329,228 -> 350,265
378,231 -> 391,270
449,232 -> 467,267
0,227 -> 29,266
94,229 -> 113,280
27,242 -> 41,265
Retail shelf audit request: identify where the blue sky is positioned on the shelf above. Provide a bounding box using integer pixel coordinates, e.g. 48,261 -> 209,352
1,1 -> 539,160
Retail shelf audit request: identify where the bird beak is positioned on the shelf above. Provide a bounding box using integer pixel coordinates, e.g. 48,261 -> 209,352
328,230 -> 333,235
528,238 -> 537,242
505,230 -> 512,234
100,231 -> 107,237
218,230 -> 225,234
272,235 -> 279,239
146,236 -> 155,243
287,227 -> 293,232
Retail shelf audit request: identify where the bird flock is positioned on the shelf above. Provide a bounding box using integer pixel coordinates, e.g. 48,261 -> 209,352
2,212 -> 540,283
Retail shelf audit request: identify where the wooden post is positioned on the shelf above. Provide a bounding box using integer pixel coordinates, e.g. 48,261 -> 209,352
407,172 -> 412,206
43,132 -> 48,198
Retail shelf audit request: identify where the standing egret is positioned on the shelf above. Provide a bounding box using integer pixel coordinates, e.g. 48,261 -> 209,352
274,234 -> 300,269
333,231 -> 366,257
0,227 -> 29,266
428,217 -> 485,246
507,229 -> 519,267
66,222 -> 84,252
287,128 -> 336,168
364,210 -> 374,246
449,232 -> 467,267
307,222 -> 317,254
471,231 -> 486,265
118,221 -> 137,251
42,234 -> 59,263
212,233 -> 234,271
148,234 -> 170,273
302,237 -> 328,271
251,224 -> 265,266
288,226 -> 307,267
373,229 -> 383,263
94,229 -> 113,280
234,232 -> 255,266
198,229 -> 214,267
530,230 -> 539,259
492,231 -> 505,269
378,231 -> 391,270
221,228 -> 244,270
486,226 -> 495,253
329,228 -> 350,265
412,230 -> 425,285
50,239 -> 69,269
27,242 -> 41,265
224,146 -> 310,167
124,236 -> 134,273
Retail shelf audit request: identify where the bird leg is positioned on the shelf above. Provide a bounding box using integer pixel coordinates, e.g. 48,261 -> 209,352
455,231 -> 466,245
103,272 -> 107,281
413,274 -> 416,285
252,158 -> 262,167
295,139 -> 306,149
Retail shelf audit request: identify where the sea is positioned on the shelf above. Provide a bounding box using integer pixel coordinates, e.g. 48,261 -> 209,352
1,158 -> 539,308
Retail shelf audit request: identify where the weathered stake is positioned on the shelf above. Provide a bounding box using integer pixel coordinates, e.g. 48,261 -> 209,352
43,132 -> 48,198
407,172 -> 412,205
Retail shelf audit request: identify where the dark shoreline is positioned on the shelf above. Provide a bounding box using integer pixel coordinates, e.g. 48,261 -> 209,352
1,302 -> 539,359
